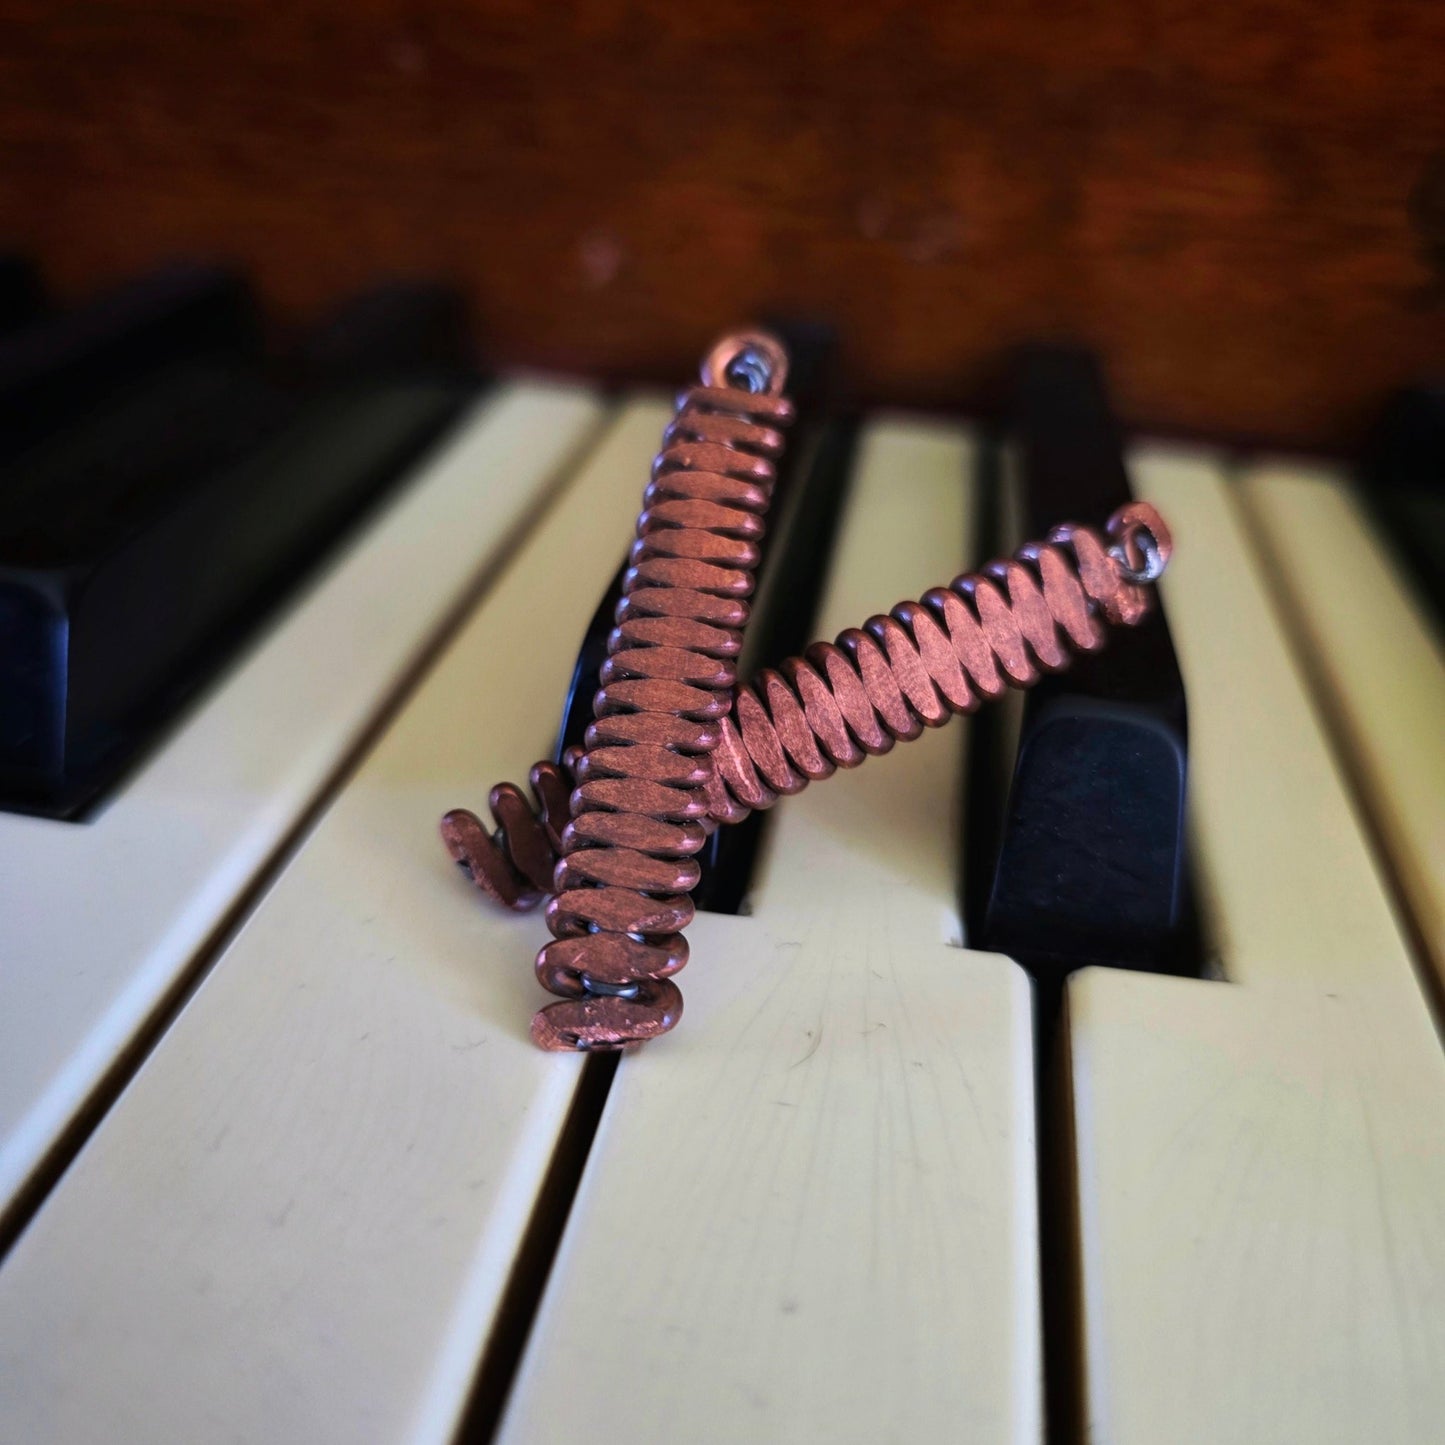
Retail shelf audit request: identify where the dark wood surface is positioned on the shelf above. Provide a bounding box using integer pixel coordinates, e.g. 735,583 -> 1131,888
2,1 -> 1442,450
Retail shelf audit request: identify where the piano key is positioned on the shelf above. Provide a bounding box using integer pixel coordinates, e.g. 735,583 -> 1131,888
1357,383 -> 1445,630
0,382 -> 604,1224
0,360 -> 472,813
1064,445 -> 1445,1445
1130,448 -> 1419,990
978,347 -> 1193,1445
1068,969 -> 1445,1445
0,399 -> 662,1445
1236,458 -> 1445,996
1,359 -> 295,809
0,253 -> 46,334
499,419 -> 1041,1444
980,347 -> 1190,1000
0,262 -> 257,461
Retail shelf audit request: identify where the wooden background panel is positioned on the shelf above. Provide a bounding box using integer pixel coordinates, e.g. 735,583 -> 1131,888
0,0 -> 1442,449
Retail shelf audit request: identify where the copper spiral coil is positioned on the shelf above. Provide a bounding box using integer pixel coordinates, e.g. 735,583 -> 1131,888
444,329 -> 796,1051
444,436 -> 1173,1050
702,501 -> 1171,824
440,761 -> 574,910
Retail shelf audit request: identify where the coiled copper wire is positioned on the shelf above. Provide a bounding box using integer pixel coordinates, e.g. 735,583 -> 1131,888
444,330 -> 796,1050
702,501 -> 1171,824
442,335 -> 1174,1053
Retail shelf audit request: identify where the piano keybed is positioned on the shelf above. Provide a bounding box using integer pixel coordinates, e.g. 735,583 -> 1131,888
1,383 -> 1441,1443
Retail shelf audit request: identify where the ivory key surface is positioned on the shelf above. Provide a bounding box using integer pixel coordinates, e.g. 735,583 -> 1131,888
1237,461 -> 1445,996
499,419 -> 1042,1445
1065,447 -> 1445,1445
0,382 -> 604,1220
0,400 -> 671,1444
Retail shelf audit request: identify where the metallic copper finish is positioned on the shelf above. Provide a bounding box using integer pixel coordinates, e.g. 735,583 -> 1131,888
1107,499 -> 1173,584
439,760 -> 573,909
703,503 -> 1169,823
466,501 -> 1171,873
536,932 -> 689,995
530,979 -> 684,1052
484,330 -> 796,1051
443,333 -> 1176,1053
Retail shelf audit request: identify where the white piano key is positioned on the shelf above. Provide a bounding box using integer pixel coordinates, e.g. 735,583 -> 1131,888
1069,968 -> 1445,1445
0,399 -> 671,1444
1066,447 -> 1445,1445
0,381 -> 604,1220
499,419 -> 1042,1445
1130,448 -> 1416,993
1237,460 -> 1445,996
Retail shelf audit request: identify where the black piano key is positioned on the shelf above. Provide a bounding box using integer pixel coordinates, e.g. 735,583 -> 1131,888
0,360 -> 295,800
556,565 -> 624,764
970,347 -> 1195,1445
1359,382 -> 1445,632
0,255 -> 46,335
0,262 -> 258,462
975,346 -> 1191,1005
0,290 -> 479,817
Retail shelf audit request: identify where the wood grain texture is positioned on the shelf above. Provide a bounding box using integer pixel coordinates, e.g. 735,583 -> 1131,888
1,2 -> 1442,449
